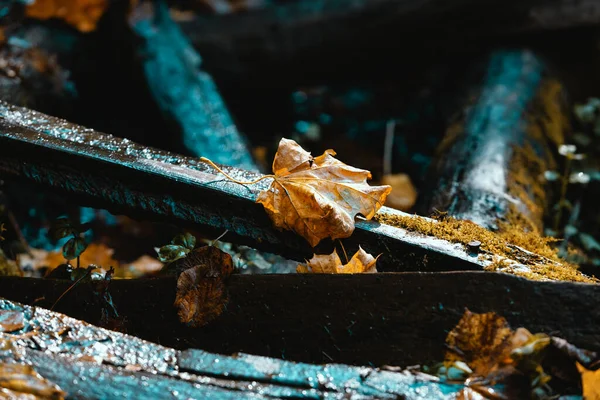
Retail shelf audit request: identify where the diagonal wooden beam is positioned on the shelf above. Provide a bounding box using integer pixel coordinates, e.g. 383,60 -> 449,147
0,101 -> 484,272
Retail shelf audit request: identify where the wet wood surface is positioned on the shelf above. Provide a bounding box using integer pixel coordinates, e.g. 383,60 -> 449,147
1,271 -> 598,367
176,0 -> 600,82
422,49 -> 565,232
0,101 -> 486,273
0,297 -> 464,399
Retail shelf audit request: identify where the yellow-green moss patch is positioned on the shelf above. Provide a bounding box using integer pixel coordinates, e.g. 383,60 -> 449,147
374,212 -> 596,283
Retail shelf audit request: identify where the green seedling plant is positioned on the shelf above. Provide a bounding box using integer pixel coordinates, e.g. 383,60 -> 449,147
49,217 -> 90,270
48,218 -> 118,319
545,145 -> 586,235
156,232 -> 197,264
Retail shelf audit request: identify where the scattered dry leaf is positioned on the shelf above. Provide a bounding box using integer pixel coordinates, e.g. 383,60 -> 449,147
297,247 -> 378,274
256,138 -> 391,247
455,388 -> 488,400
381,173 -> 417,211
173,246 -> 233,327
0,362 -> 65,399
0,310 -> 24,333
23,243 -> 119,274
445,310 -> 515,376
116,255 -> 163,279
0,249 -> 21,277
578,362 -> 600,400
26,0 -> 109,33
444,310 -> 552,398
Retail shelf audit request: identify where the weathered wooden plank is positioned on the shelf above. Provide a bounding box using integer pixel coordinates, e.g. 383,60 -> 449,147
0,101 -> 485,273
1,271 -> 598,367
128,2 -> 256,169
176,0 -> 600,83
0,298 -> 463,399
421,49 -> 565,232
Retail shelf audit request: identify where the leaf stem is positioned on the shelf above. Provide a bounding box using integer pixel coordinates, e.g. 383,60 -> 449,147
200,157 -> 275,185
51,267 -> 93,311
211,229 -> 229,246
383,119 -> 396,176
338,240 -> 349,264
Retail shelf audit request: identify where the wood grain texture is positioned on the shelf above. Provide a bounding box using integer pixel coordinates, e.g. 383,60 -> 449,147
0,101 -> 484,273
1,272 -> 598,367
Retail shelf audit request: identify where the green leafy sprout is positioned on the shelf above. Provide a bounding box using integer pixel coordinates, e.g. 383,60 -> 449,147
49,217 -> 90,269
156,232 -> 197,264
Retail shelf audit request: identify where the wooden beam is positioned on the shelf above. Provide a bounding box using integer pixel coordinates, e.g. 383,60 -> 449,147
175,0 -> 600,83
421,49 -> 566,232
0,297 -> 465,399
127,2 -> 257,169
0,101 -> 485,273
1,272 -> 599,367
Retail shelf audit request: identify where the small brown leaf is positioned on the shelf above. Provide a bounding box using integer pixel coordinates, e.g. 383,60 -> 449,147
257,138 -> 391,247
297,247 -> 378,274
173,246 -> 233,327
0,362 -> 65,399
0,310 -> 24,333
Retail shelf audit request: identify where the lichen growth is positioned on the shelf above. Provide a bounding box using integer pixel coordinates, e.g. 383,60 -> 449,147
374,212 -> 596,283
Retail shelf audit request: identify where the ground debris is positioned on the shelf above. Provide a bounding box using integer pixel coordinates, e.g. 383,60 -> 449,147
0,362 -> 65,399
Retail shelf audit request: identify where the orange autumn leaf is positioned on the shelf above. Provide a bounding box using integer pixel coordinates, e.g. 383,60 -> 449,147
297,246 -> 378,274
257,138 -> 391,247
381,173 -> 417,212
445,310 -> 516,376
23,243 -> 119,273
578,362 -> 600,400
443,310 -> 552,398
26,0 -> 109,33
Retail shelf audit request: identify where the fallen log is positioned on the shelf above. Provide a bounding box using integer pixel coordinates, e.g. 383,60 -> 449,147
175,0 -> 600,83
0,297 -> 466,399
1,271 -> 599,366
422,49 -> 566,233
126,1 -> 257,169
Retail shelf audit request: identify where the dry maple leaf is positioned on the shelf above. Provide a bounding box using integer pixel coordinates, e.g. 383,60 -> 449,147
444,309 -> 552,398
173,246 -> 233,327
202,138 -> 391,247
577,362 -> 600,400
297,247 -> 378,274
445,310 -> 516,376
26,0 -> 109,33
